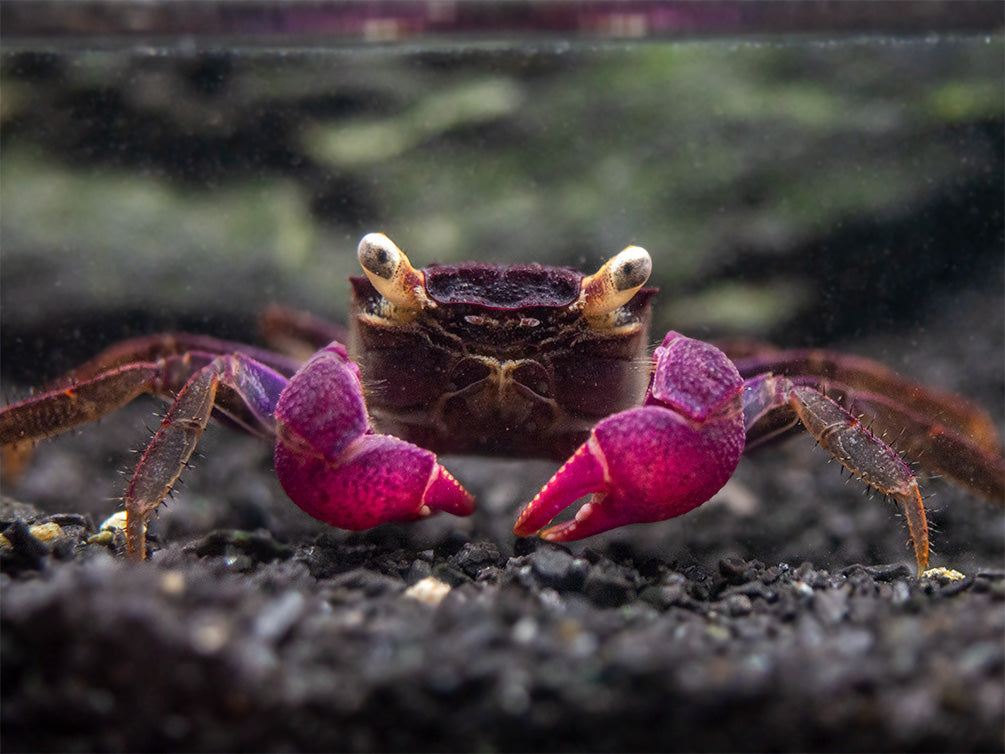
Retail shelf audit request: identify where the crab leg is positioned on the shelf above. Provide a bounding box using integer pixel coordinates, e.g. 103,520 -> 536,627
728,347 -> 1005,503
729,348 -> 1001,453
0,331 -> 303,449
514,332 -> 746,541
0,347 -> 289,558
259,304 -> 350,358
743,373 -> 929,575
0,349 -> 278,452
121,353 -> 287,559
839,391 -> 1004,503
1,335 -> 303,472
39,333 -> 302,390
1,363 -> 165,445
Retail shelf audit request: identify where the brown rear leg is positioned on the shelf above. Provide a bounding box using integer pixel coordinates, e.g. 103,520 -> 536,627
122,353 -> 286,559
1,363 -> 163,445
728,345 -> 1004,505
744,374 -> 930,575
259,304 -> 349,360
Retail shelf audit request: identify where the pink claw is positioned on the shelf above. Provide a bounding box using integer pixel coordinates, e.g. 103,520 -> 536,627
274,345 -> 474,530
514,332 -> 746,541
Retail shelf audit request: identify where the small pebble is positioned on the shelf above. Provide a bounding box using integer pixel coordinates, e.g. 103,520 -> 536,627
100,511 -> 130,532
26,522 -> 63,542
921,567 -> 966,583
725,594 -> 753,616
159,570 -> 186,597
404,576 -> 452,606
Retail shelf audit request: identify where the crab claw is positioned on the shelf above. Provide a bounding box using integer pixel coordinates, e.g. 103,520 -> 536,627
274,344 -> 474,530
514,333 -> 746,541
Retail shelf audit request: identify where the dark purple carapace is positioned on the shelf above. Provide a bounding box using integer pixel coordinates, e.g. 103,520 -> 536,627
422,262 -> 581,308
349,263 -> 656,460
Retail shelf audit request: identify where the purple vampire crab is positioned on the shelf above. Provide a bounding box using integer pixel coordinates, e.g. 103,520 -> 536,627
1,233 -> 1003,572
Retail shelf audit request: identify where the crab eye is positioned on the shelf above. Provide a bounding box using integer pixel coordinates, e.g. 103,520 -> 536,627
358,233 -> 402,282
358,233 -> 429,312
609,247 -> 652,292
579,245 -> 652,320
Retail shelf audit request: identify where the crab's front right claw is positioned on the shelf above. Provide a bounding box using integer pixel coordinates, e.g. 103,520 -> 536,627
511,418 -> 621,540
513,406 -> 741,541
274,344 -> 474,530
514,332 -> 747,542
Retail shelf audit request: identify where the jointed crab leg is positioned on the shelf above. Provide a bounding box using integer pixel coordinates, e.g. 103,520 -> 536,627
0,344 -> 290,451
0,333 -> 302,448
744,374 -> 929,574
1,363 -> 165,445
730,349 -> 1002,455
39,333 -> 302,390
0,349 -> 291,559
840,390 -> 1004,504
122,353 -> 287,558
729,348 -> 1005,503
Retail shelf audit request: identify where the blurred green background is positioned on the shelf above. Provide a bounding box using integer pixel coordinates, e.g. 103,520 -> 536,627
2,37 -> 1002,382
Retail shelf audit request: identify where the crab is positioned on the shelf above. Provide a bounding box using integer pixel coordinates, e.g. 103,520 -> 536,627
2,233 -> 1003,573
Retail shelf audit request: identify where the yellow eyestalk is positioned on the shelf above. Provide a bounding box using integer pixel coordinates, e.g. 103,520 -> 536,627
357,233 -> 431,312
578,245 -> 652,321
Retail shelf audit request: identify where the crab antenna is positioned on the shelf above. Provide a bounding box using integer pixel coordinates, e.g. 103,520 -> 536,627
579,246 -> 652,319
358,233 -> 429,311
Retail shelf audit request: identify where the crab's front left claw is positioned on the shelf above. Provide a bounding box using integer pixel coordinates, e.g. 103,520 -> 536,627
514,332 -> 746,542
274,344 -> 474,530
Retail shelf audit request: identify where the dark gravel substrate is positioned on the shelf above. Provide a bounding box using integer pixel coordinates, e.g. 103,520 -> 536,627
2,481 -> 1003,752
1,521 -> 1002,752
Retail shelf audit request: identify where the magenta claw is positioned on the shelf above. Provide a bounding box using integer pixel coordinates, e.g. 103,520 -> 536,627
274,345 -> 473,530
514,333 -> 746,542
275,434 -> 473,529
